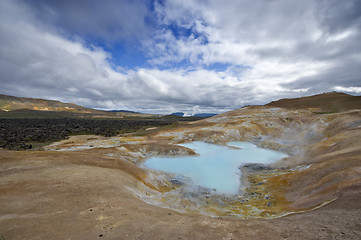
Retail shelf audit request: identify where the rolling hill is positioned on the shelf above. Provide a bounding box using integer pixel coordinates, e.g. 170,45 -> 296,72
0,94 -> 103,113
266,92 -> 361,113
0,94 -> 154,118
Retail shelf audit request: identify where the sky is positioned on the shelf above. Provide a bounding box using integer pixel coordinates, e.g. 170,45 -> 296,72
0,0 -> 360,114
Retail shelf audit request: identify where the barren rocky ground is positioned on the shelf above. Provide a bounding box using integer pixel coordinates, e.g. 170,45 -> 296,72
0,118 -> 176,150
1,93 -> 361,239
0,147 -> 360,240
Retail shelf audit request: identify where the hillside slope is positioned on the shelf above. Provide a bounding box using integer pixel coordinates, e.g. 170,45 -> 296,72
0,94 -> 103,113
0,94 -> 155,118
266,92 -> 361,112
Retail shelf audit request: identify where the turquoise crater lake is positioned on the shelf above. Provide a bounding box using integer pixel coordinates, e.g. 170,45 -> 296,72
143,142 -> 288,195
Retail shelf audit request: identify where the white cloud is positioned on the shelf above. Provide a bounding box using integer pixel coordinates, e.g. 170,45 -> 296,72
333,86 -> 361,93
148,0 -> 361,95
0,0 -> 360,114
0,0 -> 251,113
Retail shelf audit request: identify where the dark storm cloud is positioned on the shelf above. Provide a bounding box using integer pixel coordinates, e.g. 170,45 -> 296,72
280,0 -> 361,94
283,58 -> 361,94
316,0 -> 361,34
25,0 -> 155,42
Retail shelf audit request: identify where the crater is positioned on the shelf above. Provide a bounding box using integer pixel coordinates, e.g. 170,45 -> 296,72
131,141 -> 296,218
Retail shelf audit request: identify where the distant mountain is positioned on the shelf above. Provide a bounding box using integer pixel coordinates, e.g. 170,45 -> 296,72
266,92 -> 361,112
170,112 -> 217,118
108,110 -> 141,114
170,112 -> 185,117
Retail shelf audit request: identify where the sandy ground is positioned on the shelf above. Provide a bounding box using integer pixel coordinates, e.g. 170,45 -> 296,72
1,149 -> 360,240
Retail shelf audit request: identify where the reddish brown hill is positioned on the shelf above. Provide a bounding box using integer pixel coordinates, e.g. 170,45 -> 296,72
266,92 -> 361,112
0,94 -> 156,118
0,94 -> 105,114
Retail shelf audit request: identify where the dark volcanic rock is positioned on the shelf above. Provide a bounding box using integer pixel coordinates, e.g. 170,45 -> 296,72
0,118 -> 172,150
241,163 -> 273,171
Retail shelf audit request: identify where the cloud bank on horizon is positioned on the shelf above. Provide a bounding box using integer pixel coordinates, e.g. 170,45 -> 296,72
0,0 -> 360,114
